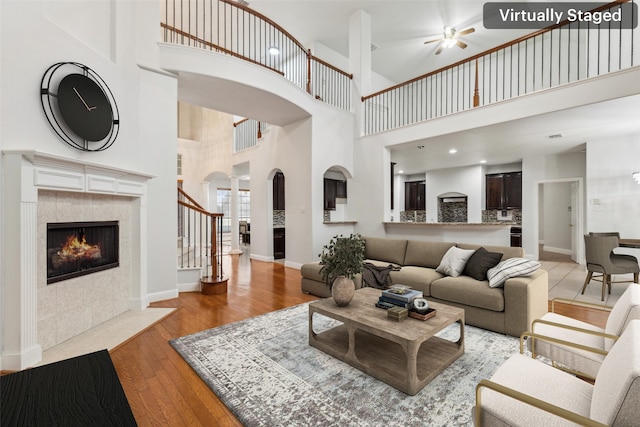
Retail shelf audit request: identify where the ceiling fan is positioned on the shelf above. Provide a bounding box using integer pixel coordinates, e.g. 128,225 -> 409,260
424,26 -> 475,55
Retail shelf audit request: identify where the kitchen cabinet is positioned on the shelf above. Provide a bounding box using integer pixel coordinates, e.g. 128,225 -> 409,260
273,172 -> 285,210
335,180 -> 347,198
404,181 -> 425,211
273,228 -> 285,259
485,172 -> 522,210
324,178 -> 347,210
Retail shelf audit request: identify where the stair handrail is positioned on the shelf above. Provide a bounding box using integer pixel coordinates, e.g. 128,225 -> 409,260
177,187 -> 224,282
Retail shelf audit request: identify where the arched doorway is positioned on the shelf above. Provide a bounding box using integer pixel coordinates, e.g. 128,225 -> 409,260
271,169 -> 286,260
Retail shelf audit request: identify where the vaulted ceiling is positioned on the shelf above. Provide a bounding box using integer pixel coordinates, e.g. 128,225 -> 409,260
247,0 -> 536,84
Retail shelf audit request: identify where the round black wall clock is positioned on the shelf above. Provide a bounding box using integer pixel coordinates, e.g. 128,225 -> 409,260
41,62 -> 119,151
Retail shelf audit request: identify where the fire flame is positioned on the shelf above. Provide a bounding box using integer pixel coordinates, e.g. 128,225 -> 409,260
59,234 -> 100,259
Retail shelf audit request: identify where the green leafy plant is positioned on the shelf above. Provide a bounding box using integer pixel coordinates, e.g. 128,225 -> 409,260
319,233 -> 365,287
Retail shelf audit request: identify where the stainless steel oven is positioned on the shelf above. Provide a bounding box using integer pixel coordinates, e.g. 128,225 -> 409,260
510,226 -> 522,247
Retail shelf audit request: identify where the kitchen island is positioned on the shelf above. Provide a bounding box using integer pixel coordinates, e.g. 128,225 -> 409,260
383,221 -> 517,247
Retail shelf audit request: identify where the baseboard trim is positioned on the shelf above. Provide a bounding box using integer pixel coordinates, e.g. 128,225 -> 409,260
543,246 -> 574,256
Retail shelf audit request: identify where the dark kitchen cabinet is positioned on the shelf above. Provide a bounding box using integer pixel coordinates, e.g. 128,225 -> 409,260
323,178 -> 347,210
335,180 -> 347,198
504,172 -> 522,209
485,172 -> 522,210
404,181 -> 425,211
485,174 -> 504,210
324,178 -> 336,210
273,228 -> 285,259
273,172 -> 285,210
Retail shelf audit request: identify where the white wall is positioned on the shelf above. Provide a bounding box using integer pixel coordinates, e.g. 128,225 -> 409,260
0,0 -> 178,366
244,117 -> 315,267
586,134 -> 640,239
425,166 -> 483,223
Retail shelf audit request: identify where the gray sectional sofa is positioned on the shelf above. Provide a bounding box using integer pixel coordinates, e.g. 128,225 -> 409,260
301,236 -> 549,337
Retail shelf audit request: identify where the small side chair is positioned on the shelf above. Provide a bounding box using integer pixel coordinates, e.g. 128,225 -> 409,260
582,234 -> 639,301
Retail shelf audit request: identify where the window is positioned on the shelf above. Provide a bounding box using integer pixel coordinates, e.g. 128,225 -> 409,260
216,188 -> 250,233
177,154 -> 183,176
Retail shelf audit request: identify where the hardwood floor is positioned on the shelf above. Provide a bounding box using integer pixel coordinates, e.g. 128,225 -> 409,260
110,253 -> 607,426
110,254 -> 318,426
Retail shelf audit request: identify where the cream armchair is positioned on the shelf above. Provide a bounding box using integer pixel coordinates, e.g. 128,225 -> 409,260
474,320 -> 640,426
523,283 -> 640,380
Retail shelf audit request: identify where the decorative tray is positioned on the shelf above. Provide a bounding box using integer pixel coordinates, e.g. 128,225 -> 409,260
408,308 -> 436,321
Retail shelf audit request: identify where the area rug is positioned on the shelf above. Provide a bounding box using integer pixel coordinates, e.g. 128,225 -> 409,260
170,303 -> 522,426
1,349 -> 136,426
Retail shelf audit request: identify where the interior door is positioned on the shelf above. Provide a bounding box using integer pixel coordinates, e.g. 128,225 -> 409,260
570,181 -> 579,263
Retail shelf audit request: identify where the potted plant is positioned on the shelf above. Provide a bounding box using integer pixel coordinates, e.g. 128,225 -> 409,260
319,233 -> 365,306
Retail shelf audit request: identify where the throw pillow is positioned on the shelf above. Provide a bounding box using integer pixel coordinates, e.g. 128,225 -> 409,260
487,258 -> 541,288
462,247 -> 503,281
435,246 -> 476,277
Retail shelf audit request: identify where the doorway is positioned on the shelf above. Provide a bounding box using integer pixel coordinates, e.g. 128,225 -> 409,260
272,170 -> 285,260
537,178 -> 583,263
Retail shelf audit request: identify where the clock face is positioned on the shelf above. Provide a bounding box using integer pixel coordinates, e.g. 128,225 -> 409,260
41,62 -> 119,151
57,74 -> 113,142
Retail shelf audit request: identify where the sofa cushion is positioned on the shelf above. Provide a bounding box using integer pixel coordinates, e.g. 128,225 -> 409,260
300,261 -> 324,283
435,246 -> 476,277
403,240 -> 456,269
487,258 -> 541,288
456,243 -> 524,260
388,266 -> 444,296
431,276 -> 505,312
300,261 -> 363,288
463,247 -> 503,281
363,236 -> 407,266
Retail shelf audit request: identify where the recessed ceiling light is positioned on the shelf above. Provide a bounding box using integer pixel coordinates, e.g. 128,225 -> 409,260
480,160 -> 487,164
449,148 -> 457,154
398,170 -> 404,174
268,46 -> 280,55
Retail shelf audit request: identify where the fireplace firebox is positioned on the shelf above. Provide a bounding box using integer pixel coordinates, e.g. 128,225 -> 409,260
47,221 -> 119,284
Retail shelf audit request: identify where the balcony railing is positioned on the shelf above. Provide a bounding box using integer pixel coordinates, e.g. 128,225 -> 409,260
362,0 -> 638,134
161,0 -> 352,111
233,118 -> 268,152
162,0 -> 637,136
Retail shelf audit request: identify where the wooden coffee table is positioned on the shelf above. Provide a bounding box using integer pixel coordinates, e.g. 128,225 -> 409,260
308,287 -> 464,395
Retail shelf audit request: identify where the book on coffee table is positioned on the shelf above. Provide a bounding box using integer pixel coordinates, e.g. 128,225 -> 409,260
381,288 -> 423,303
379,296 -> 414,309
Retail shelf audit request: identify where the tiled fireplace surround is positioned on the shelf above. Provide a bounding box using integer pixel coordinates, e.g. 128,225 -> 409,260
2,151 -> 154,370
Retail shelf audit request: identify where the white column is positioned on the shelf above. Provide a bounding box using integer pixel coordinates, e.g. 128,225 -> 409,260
349,10 -> 372,135
1,154 -> 42,370
229,175 -> 242,254
201,181 -> 210,211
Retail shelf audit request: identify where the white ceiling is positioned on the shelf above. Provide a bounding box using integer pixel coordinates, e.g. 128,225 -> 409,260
389,94 -> 640,175
241,0 -> 639,174
246,0 -> 558,83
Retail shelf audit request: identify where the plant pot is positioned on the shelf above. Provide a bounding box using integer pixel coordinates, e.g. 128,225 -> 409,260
331,276 -> 355,307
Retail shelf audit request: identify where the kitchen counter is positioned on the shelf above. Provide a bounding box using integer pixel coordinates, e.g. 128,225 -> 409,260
323,220 -> 358,225
383,222 -> 519,226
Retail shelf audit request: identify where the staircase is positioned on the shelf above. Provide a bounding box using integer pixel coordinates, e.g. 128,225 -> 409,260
177,188 -> 227,294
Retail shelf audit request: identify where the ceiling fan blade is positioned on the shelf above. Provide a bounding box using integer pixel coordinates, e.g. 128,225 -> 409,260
456,40 -> 468,49
424,38 -> 442,45
457,27 -> 475,36
435,45 -> 445,55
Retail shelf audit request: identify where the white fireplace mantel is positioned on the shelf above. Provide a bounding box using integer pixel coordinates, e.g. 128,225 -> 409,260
1,150 -> 155,370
